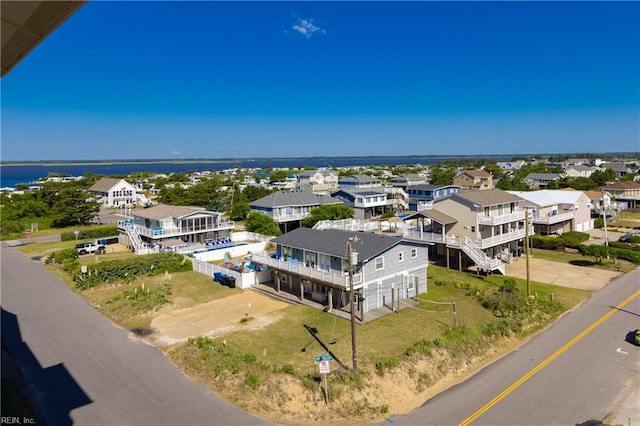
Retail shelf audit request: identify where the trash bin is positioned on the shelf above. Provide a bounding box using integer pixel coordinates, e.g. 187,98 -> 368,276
213,272 -> 222,282
220,276 -> 236,288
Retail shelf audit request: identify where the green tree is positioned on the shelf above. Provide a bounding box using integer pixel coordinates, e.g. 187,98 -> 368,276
245,212 -> 282,236
50,187 -> 100,227
300,205 -> 355,228
428,164 -> 457,186
229,201 -> 251,221
590,169 -> 616,187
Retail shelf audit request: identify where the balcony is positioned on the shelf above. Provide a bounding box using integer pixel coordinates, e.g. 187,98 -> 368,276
532,211 -> 574,225
272,212 -> 309,222
118,220 -> 234,240
250,253 -> 363,290
406,227 -> 532,249
477,211 -> 525,226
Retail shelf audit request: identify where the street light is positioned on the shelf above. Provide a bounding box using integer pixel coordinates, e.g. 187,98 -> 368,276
347,236 -> 358,371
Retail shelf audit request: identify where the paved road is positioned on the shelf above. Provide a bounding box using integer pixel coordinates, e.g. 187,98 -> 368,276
384,268 -> 640,426
0,244 -> 272,425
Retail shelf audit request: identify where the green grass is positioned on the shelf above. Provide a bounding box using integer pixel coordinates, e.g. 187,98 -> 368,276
531,248 -> 637,273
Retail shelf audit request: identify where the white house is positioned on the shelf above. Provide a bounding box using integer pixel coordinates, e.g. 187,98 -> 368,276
89,178 -> 138,207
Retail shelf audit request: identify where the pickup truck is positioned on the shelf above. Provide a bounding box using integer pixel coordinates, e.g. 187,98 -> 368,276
76,242 -> 106,255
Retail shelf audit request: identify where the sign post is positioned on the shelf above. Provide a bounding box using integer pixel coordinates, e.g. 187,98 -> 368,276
314,354 -> 333,404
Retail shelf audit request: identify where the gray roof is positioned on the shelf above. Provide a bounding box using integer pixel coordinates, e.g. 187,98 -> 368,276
89,177 -> 130,192
402,209 -> 457,225
450,189 -> 523,207
132,205 -> 207,220
409,184 -> 461,191
251,190 -> 342,208
271,228 -> 403,262
339,174 -> 379,183
525,173 -> 563,180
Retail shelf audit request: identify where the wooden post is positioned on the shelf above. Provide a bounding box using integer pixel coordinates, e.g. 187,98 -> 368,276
458,250 -> 462,271
391,286 -> 395,312
446,247 -> 450,270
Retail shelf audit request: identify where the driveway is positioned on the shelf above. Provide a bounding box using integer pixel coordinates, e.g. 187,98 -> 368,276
505,256 -> 622,291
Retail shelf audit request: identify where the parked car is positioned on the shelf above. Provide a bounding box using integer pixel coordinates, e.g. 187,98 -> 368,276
76,242 -> 105,255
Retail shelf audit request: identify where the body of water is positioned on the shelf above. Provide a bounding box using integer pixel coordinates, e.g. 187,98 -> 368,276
0,155 -> 511,189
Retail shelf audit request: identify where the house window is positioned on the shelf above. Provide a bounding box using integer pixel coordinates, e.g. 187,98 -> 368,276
398,252 -> 404,263
510,202 -> 516,214
498,205 -> 504,215
406,275 -> 415,292
375,256 -> 384,271
484,206 -> 490,217
411,248 -> 417,258
471,226 -> 476,232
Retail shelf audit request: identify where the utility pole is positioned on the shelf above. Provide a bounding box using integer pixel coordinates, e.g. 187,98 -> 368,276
347,237 -> 358,371
525,207 -> 531,297
602,193 -> 609,259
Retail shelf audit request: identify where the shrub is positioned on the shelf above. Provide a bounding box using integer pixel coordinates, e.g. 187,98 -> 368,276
74,252 -> 192,289
532,235 -> 563,250
559,231 -> 589,248
594,217 -> 604,229
375,357 -> 399,372
61,226 -> 118,241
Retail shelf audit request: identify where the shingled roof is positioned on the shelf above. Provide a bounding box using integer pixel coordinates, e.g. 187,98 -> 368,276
251,191 -> 342,209
132,205 -> 207,220
450,188 -> 524,207
271,228 -> 403,262
89,177 -> 129,192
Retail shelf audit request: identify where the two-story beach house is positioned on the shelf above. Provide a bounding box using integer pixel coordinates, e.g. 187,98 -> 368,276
250,190 -> 344,233
331,188 -> 393,219
452,170 -> 494,191
297,170 -> 340,194
507,190 -> 594,235
89,177 -> 138,207
250,227 -> 429,318
407,184 -> 462,211
402,189 -> 531,275
601,181 -> 640,209
338,174 -> 380,190
118,205 -> 234,254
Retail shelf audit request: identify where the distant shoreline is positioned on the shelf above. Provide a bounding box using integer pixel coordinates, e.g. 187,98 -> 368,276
1,152 -> 636,167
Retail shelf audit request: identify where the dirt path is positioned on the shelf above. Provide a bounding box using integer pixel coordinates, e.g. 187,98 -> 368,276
150,290 -> 289,345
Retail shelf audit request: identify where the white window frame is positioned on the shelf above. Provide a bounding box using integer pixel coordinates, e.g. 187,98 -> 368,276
411,248 -> 417,259
375,256 -> 384,271
398,251 -> 404,263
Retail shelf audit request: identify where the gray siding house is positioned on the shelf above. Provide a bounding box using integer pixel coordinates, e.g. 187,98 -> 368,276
250,228 -> 428,318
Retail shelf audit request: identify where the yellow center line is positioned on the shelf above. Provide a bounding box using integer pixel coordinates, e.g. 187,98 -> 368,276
459,288 -> 640,426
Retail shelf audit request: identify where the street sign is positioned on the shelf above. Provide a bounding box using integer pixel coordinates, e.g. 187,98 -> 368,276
314,354 -> 334,362
318,360 -> 330,374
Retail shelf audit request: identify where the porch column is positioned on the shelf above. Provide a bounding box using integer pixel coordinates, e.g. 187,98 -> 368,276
458,249 -> 462,271
275,272 -> 280,292
300,279 -> 304,300
327,291 -> 333,311
446,247 -> 450,270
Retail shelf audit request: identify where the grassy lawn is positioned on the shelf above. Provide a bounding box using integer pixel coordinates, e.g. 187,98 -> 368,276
532,248 -> 638,273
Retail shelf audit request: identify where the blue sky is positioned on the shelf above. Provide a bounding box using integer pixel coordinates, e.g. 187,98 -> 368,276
1,1 -> 638,161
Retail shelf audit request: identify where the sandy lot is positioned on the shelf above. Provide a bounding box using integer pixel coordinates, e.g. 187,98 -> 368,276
505,256 -> 623,291
150,290 -> 289,345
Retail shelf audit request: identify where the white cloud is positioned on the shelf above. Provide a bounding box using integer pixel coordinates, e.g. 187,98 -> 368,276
292,18 -> 326,38
171,150 -> 182,155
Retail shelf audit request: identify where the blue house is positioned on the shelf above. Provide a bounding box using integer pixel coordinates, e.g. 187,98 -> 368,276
407,184 -> 462,211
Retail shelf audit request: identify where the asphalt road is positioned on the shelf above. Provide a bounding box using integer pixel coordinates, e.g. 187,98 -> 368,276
384,267 -> 640,426
0,243 -> 272,425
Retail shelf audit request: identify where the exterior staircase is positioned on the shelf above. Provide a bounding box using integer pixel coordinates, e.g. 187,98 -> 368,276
459,236 -> 506,275
123,221 -> 149,254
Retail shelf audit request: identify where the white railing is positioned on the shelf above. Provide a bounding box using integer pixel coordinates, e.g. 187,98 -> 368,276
123,222 -> 150,254
532,211 -> 574,225
459,237 -> 504,272
477,211 -> 525,226
313,219 -> 378,232
403,229 -> 447,243
118,220 -> 234,239
250,252 -> 363,289
272,212 -> 309,222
